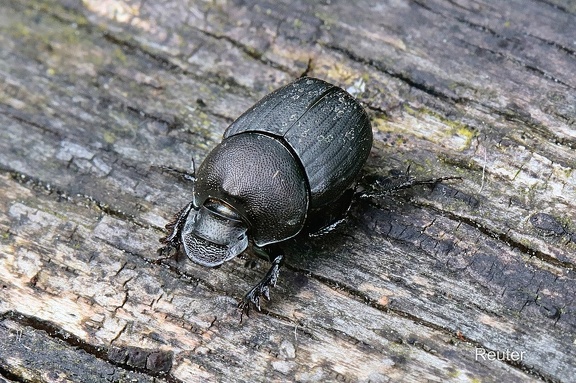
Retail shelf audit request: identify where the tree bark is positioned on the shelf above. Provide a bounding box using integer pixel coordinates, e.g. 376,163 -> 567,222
1,0 -> 574,382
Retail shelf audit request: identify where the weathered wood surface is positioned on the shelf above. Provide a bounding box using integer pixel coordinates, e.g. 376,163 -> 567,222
1,0 -> 575,382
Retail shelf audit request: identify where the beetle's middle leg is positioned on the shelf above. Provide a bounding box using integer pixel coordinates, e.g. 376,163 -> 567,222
239,252 -> 284,321
359,165 -> 460,198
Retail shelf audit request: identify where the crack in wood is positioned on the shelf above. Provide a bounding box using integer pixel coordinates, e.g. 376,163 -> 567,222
2,168 -> 145,229
283,263 -> 557,382
189,26 -> 295,76
0,364 -> 29,383
428,205 -> 575,271
0,311 -> 181,382
323,42 -> 466,104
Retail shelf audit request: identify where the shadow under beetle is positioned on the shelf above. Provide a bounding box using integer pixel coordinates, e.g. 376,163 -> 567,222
158,77 -> 458,319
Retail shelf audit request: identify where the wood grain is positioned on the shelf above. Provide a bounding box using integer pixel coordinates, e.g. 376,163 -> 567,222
1,0 -> 574,382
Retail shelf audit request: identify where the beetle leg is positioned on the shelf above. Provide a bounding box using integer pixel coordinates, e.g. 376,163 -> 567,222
359,165 -> 461,198
309,217 -> 347,237
156,165 -> 196,183
157,202 -> 194,259
239,254 -> 284,321
306,188 -> 355,237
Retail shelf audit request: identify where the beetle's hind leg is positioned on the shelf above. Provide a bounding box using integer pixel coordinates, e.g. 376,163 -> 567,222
157,202 -> 194,260
359,165 -> 461,198
239,253 -> 284,321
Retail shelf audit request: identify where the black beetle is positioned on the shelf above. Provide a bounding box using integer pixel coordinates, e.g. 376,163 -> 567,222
159,77 -> 456,317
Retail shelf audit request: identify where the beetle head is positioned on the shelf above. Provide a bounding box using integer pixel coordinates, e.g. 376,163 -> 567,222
182,198 -> 248,267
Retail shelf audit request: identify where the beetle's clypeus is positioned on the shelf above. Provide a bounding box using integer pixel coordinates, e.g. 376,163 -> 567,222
159,77 -> 456,318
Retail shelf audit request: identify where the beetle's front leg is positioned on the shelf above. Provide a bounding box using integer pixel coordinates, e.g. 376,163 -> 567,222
157,202 -> 194,258
239,253 -> 284,321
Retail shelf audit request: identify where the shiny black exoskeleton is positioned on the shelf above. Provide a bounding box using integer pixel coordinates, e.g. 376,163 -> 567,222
159,77 -> 455,318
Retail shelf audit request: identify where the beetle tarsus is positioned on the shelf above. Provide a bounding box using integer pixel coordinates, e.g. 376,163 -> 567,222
157,202 -> 194,261
262,286 -> 271,301
360,166 -> 461,198
156,165 -> 196,183
156,243 -> 178,259
239,255 -> 284,321
160,202 -> 194,243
